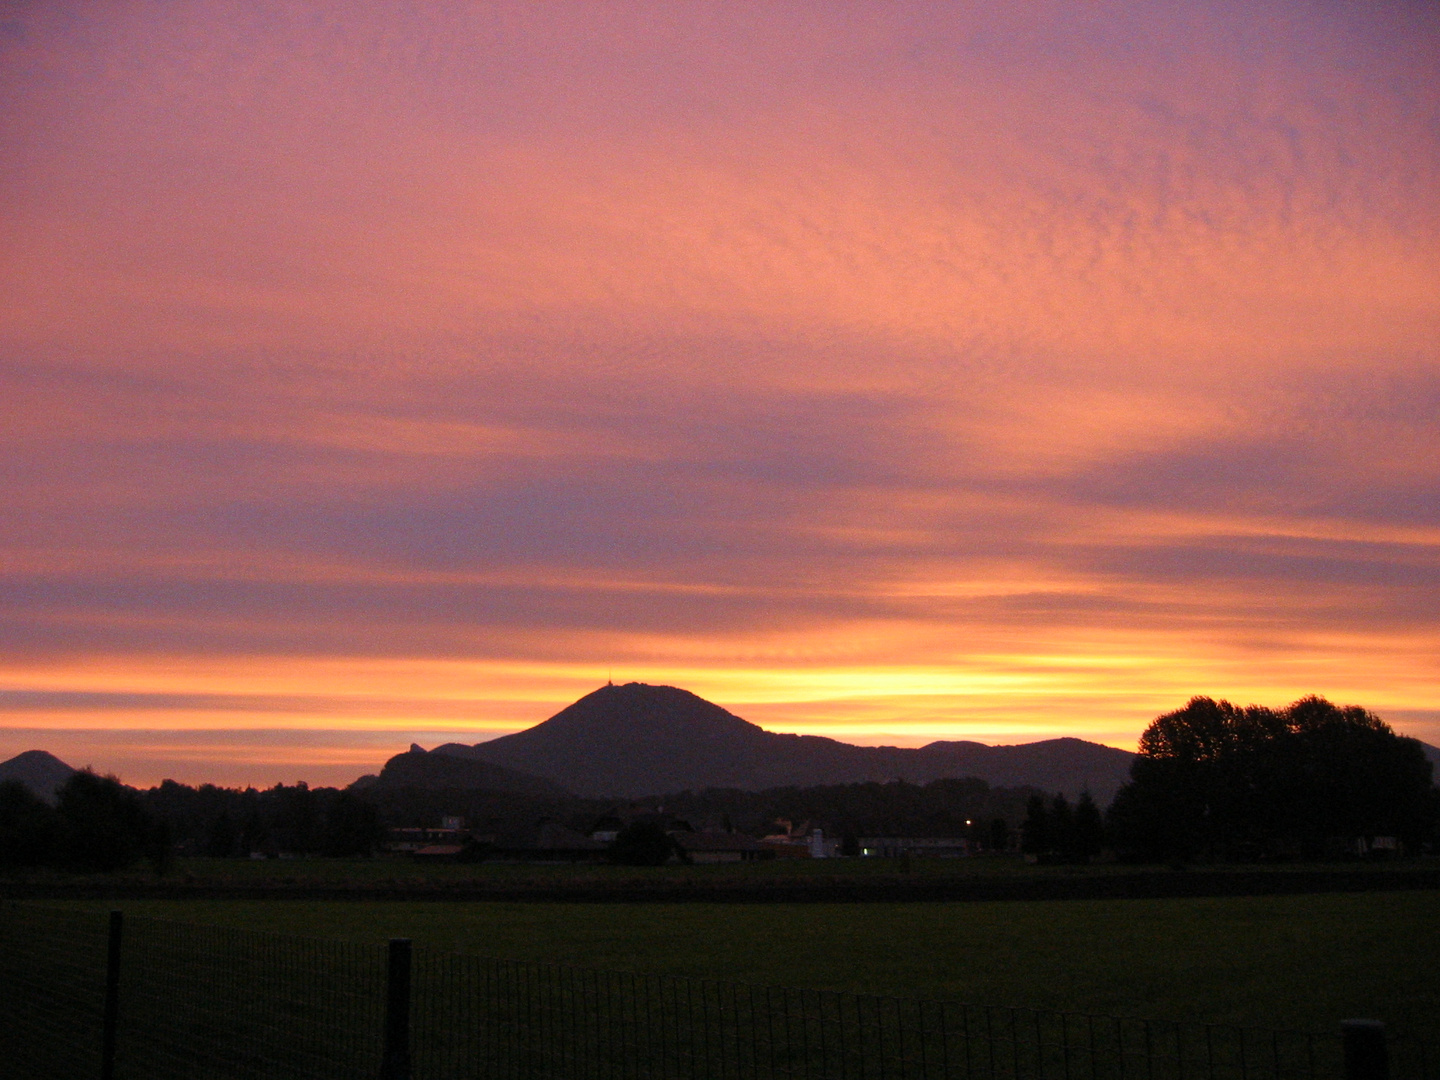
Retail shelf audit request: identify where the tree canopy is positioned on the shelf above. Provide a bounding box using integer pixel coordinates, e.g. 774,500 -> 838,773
1108,695 -> 1436,861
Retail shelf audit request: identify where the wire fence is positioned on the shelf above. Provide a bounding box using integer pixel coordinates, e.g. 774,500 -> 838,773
0,901 -> 1430,1080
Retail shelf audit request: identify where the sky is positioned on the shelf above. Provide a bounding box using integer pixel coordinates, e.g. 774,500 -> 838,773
1,1 -> 1437,789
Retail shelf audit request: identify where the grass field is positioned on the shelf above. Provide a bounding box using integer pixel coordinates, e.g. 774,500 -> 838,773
15,852 -> 1432,889
62,889 -> 1440,1044
7,853 -> 1145,887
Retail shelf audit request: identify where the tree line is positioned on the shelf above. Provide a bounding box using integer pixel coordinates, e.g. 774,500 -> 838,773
363,774 -> 1044,856
0,770 -> 1047,871
678,695 -> 1436,863
2,694 -> 1433,872
0,772 -> 382,871
1019,792 -> 1105,862
0,771 -> 171,872
642,776 -> 1041,847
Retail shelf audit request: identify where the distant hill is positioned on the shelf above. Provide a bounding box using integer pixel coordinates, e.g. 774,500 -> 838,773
362,743 -> 572,797
1420,740 -> 1440,777
431,683 -> 1136,800
0,749 -> 77,803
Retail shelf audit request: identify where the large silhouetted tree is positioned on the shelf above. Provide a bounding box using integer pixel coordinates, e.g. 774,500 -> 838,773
319,791 -> 382,856
56,770 -> 159,872
1050,795 -> 1075,855
1108,696 -> 1435,862
1072,792 -> 1104,860
1020,795 -> 1048,856
607,822 -> 678,865
0,780 -> 59,868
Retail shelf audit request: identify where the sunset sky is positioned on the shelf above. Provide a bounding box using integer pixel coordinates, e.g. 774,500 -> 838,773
2,1 -> 1437,788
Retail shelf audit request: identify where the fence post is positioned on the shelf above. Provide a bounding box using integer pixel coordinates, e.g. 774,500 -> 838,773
100,910 -> 122,1080
1342,1020 -> 1388,1080
381,938 -> 413,1080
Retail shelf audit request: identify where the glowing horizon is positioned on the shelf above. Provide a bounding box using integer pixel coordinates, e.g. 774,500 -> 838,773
2,2 -> 1437,789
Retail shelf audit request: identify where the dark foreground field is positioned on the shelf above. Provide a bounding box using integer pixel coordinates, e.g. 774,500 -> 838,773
14,853 -> 1440,903
61,889 -> 1440,1044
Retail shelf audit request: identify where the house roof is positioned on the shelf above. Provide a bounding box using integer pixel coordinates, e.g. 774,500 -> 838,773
491,821 -> 605,852
671,831 -> 769,853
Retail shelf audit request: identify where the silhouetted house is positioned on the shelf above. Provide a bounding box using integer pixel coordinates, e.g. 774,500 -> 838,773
670,831 -> 775,864
760,819 -> 815,858
1354,836 -> 1399,857
412,844 -> 469,862
759,827 -> 840,858
384,826 -> 469,853
807,828 -> 837,858
857,836 -> 970,858
589,815 -> 624,843
487,821 -> 606,862
758,837 -> 811,858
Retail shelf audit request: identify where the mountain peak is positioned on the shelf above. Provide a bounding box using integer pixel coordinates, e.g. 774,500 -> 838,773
0,749 -> 77,803
542,682 -> 765,738
438,684 -> 1135,799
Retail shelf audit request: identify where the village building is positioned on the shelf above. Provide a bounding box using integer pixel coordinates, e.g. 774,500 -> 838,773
857,836 -> 971,858
669,830 -> 774,863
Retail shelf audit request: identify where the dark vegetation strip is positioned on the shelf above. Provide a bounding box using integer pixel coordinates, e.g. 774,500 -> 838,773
6,864 -> 1439,902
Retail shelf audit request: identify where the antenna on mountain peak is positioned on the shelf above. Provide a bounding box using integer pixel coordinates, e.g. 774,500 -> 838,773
607,667 -> 613,687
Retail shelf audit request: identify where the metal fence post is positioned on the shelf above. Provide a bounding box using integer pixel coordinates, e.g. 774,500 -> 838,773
100,910 -> 123,1080
1342,1020 -> 1388,1080
381,938 -> 413,1080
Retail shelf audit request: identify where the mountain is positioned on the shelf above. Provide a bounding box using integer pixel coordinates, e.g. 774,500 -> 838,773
0,749 -> 77,803
363,743 -> 572,797
430,683 -> 1136,800
1420,740 -> 1440,777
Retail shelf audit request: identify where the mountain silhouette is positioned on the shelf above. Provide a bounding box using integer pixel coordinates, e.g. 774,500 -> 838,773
1421,740 -> 1440,777
429,683 -> 1136,799
360,743 -> 572,796
0,749 -> 77,803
